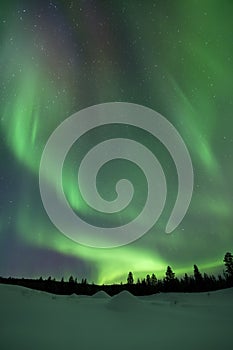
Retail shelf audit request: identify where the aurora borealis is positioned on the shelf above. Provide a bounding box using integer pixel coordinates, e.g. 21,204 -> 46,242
0,0 -> 233,284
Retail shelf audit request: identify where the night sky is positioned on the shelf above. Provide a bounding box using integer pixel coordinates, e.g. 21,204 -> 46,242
0,0 -> 233,284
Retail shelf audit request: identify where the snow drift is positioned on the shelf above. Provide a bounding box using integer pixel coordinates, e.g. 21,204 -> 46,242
0,284 -> 233,350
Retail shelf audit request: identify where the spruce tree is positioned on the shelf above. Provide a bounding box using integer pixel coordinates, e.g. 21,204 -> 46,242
151,273 -> 157,286
193,265 -> 203,291
69,275 -> 74,283
127,271 -> 134,285
224,252 -> 233,277
194,265 -> 203,281
165,266 -> 175,281
146,274 -> 151,286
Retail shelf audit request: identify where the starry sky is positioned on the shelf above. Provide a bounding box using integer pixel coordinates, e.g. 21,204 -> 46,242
0,0 -> 233,284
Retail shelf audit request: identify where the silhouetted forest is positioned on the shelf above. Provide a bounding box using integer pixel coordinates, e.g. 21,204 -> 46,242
0,252 -> 233,296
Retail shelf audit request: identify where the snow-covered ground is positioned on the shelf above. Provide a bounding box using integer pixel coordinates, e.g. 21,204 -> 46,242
1,284 -> 233,349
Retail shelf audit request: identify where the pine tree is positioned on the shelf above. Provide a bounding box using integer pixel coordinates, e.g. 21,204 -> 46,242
127,271 -> 134,285
184,273 -> 189,284
183,273 -> 190,291
194,265 -> 203,281
165,266 -> 175,281
69,275 -> 74,283
141,278 -> 146,286
146,274 -> 151,286
151,273 -> 157,286
224,252 -> 233,277
193,265 -> 203,291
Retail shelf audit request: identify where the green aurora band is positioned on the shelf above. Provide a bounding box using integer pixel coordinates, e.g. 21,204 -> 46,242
0,1 -> 233,283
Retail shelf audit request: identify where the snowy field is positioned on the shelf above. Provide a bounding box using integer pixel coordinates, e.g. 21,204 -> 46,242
1,284 -> 233,350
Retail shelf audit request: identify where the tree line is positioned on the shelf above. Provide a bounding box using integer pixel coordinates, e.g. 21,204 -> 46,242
0,252 -> 232,296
